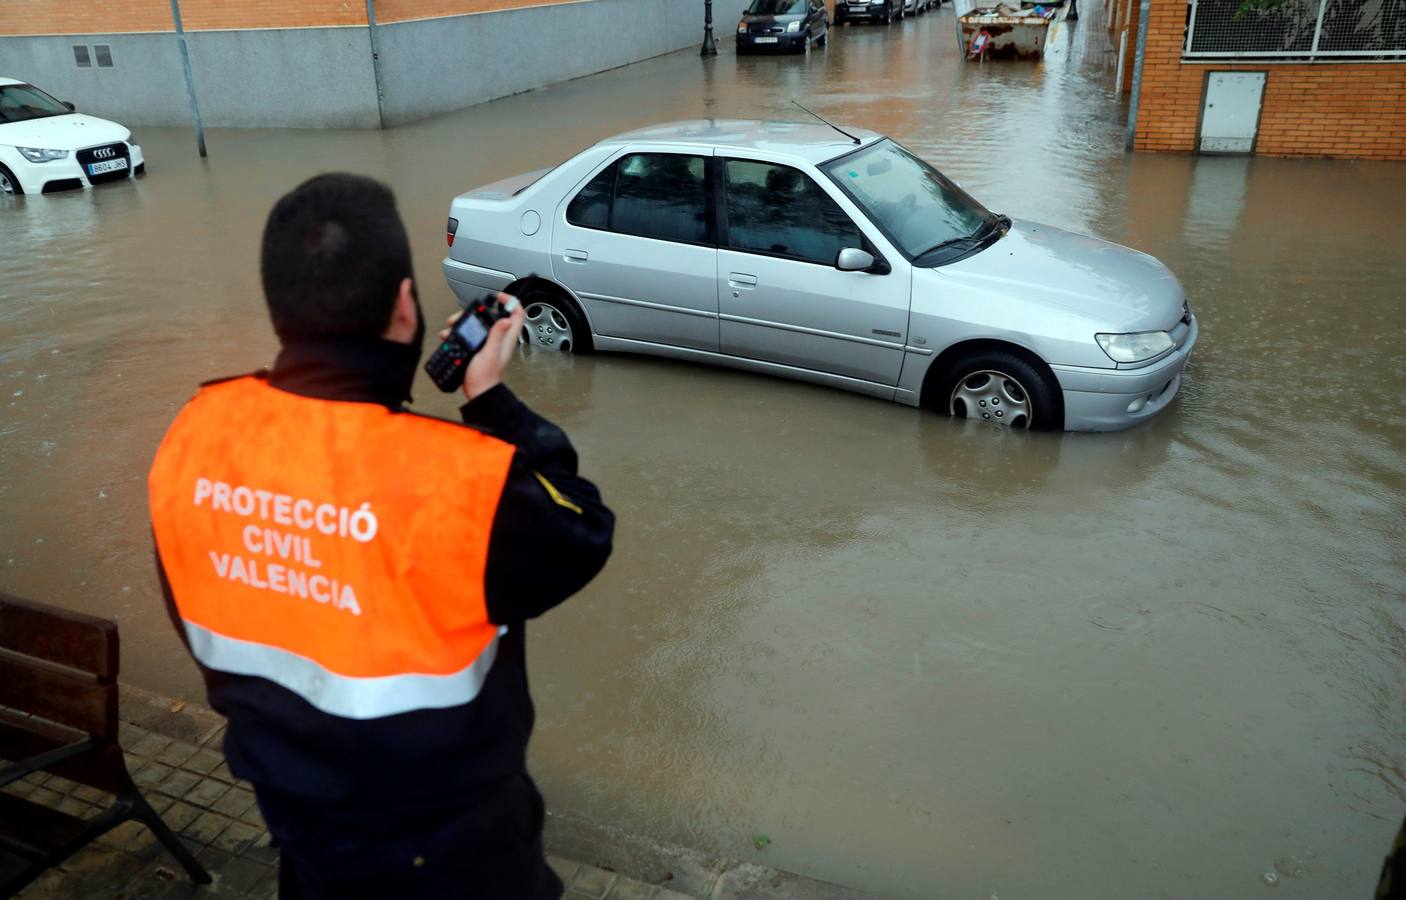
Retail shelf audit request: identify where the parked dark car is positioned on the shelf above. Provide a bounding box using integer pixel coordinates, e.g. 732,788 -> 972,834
834,0 -> 904,24
737,0 -> 829,53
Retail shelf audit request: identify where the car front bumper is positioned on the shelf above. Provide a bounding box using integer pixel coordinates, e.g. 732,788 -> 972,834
1052,315 -> 1198,432
737,32 -> 809,50
9,142 -> 145,194
837,3 -> 890,17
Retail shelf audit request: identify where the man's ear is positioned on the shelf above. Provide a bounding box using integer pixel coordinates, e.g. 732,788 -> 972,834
383,278 -> 418,344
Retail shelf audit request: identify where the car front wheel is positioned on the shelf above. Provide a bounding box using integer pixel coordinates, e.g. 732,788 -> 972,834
935,350 -> 1060,430
0,165 -> 22,196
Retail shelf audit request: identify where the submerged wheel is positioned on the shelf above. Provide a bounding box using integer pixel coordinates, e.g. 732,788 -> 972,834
935,350 -> 1059,430
518,288 -> 591,354
0,165 -> 21,195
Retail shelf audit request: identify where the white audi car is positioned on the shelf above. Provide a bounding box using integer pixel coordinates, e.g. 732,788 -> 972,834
0,77 -> 144,195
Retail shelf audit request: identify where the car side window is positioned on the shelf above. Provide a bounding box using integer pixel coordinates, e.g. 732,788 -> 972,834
567,153 -> 710,245
566,165 -> 613,229
724,159 -> 864,266
612,153 -> 709,244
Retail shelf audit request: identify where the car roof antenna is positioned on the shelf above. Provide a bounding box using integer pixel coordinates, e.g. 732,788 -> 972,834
791,100 -> 861,145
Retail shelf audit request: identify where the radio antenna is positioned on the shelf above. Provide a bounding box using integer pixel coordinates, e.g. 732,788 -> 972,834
791,100 -> 860,145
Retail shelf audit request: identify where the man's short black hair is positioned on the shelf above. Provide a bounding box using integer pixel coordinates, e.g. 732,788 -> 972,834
261,173 -> 412,343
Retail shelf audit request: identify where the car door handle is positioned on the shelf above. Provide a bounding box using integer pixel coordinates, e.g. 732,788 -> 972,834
728,273 -> 758,289
563,249 -> 589,263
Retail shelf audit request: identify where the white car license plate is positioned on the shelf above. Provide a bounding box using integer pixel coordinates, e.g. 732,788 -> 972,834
87,158 -> 128,176
755,36 -> 778,43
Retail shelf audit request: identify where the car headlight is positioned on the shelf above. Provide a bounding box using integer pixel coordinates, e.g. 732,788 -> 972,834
17,147 -> 70,164
1096,331 -> 1176,364
787,19 -> 801,31
738,21 -> 748,32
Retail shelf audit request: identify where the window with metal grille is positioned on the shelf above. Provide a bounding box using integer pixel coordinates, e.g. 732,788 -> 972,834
73,45 -> 92,67
94,45 -> 114,67
1183,0 -> 1406,61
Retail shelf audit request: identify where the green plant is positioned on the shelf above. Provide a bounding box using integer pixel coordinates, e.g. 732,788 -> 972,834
1233,0 -> 1290,20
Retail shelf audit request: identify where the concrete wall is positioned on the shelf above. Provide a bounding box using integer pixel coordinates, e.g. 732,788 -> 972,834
183,28 -> 381,129
377,0 -> 743,126
0,33 -> 191,125
0,0 -> 754,129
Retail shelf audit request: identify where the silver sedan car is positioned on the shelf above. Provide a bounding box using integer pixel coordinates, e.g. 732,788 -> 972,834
442,120 -> 1197,431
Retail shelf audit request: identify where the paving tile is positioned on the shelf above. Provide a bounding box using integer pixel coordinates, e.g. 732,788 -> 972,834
549,854 -> 581,883
154,769 -> 200,799
71,846 -> 147,897
159,801 -> 201,833
181,810 -> 232,845
11,866 -> 78,899
72,784 -> 111,804
211,786 -> 257,819
129,732 -> 173,760
44,775 -> 78,795
23,772 -> 52,786
571,864 -> 618,899
239,803 -> 266,830
154,740 -> 199,769
4,778 -> 38,799
241,831 -> 280,866
209,762 -> 237,784
27,785 -> 62,808
184,777 -> 230,808
98,819 -> 148,848
652,889 -> 695,900
213,821 -> 262,855
144,793 -> 175,814
132,762 -> 174,789
608,878 -> 659,900
54,795 -> 92,818
183,749 -> 222,776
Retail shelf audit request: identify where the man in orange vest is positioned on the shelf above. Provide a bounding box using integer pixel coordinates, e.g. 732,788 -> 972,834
149,174 -> 614,899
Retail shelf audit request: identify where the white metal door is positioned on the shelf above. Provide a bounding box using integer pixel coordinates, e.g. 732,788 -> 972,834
1199,72 -> 1266,154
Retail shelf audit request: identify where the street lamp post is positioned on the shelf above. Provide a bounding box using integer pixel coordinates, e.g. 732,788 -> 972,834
701,0 -> 718,56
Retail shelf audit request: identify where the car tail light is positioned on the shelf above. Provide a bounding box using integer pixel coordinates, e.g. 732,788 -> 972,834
447,217 -> 459,247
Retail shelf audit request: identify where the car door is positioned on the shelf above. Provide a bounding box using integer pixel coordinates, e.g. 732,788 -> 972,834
552,148 -> 718,352
716,156 -> 910,386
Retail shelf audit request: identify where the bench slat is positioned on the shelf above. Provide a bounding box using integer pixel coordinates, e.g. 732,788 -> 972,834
0,593 -> 117,678
0,658 -> 116,737
0,712 -> 127,794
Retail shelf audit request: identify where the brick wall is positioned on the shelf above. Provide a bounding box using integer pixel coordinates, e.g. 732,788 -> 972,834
1120,0 -> 1406,159
0,0 -> 173,35
375,0 -> 583,23
0,0 -> 597,33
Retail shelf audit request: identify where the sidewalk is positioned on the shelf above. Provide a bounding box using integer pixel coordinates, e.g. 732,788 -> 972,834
8,686 -> 873,900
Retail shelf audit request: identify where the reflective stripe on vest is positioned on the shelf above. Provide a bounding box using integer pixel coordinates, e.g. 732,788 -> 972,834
148,376 -> 516,720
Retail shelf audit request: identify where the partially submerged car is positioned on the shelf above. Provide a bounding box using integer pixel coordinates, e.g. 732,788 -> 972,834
0,77 -> 144,195
442,120 -> 1196,432
737,0 -> 829,54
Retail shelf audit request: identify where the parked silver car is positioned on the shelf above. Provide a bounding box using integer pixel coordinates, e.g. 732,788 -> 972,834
442,120 -> 1197,431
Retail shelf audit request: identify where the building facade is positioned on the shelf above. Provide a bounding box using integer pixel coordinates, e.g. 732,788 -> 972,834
0,0 -> 748,128
1106,0 -> 1405,159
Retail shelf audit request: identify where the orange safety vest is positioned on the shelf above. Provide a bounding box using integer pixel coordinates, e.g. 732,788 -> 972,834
149,376 -> 516,720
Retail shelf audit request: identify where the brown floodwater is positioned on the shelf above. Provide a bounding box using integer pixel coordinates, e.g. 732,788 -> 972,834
3,7 -> 1404,898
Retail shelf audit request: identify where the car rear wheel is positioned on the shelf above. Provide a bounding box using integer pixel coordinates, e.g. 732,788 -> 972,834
935,350 -> 1059,430
0,165 -> 22,196
518,288 -> 592,354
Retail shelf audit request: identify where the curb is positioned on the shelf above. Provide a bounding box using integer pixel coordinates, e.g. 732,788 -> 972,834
118,685 -> 876,900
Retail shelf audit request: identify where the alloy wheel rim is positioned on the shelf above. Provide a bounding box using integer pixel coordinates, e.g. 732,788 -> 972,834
949,369 -> 1033,428
521,301 -> 573,352
0,172 -> 13,195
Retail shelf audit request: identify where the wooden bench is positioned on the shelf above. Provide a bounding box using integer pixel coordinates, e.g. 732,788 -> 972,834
0,592 -> 211,895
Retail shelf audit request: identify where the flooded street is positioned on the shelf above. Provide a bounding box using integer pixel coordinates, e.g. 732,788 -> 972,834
4,7 -> 1405,898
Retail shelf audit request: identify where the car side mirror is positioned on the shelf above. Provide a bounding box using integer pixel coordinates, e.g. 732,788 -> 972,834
63,101 -> 75,111
836,248 -> 875,272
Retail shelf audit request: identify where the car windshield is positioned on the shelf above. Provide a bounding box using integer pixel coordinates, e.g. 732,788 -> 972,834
0,84 -> 70,124
822,139 -> 996,262
747,0 -> 807,13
